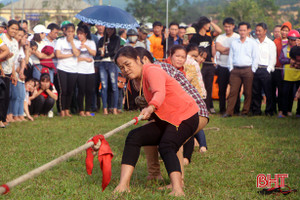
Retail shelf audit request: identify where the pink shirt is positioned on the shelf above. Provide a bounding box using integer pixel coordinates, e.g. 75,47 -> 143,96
142,64 -> 199,127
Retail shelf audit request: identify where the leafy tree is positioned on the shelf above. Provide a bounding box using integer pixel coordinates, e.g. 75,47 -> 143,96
222,0 -> 279,30
125,0 -> 226,25
125,0 -> 191,25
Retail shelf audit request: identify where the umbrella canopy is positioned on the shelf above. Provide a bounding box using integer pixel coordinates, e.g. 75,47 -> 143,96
75,5 -> 139,29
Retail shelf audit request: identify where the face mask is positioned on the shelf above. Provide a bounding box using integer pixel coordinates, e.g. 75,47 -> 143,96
128,35 -> 138,43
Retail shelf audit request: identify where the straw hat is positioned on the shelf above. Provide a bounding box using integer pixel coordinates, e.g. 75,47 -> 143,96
185,27 -> 196,35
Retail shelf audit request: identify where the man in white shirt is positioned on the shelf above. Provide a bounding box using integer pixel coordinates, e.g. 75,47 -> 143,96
223,22 -> 259,117
251,23 -> 276,116
216,17 -> 240,114
44,23 -> 60,48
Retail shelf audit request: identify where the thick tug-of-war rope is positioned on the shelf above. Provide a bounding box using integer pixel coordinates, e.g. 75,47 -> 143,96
0,115 -> 143,195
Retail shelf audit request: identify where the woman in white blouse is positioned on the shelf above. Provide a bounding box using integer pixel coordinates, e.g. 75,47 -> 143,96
55,23 -> 80,117
76,25 -> 96,116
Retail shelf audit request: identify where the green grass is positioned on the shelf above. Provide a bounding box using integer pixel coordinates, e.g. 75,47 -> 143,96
0,102 -> 299,199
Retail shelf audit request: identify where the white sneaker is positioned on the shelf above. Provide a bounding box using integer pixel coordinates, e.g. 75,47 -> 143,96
48,111 -> 54,118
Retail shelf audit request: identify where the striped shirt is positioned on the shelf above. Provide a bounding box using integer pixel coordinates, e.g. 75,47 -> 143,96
154,61 -> 209,119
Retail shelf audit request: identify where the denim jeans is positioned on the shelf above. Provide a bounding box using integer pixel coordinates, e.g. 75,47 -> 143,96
194,129 -> 207,148
8,81 -> 25,116
118,88 -> 124,110
33,64 -> 55,83
99,62 -> 119,109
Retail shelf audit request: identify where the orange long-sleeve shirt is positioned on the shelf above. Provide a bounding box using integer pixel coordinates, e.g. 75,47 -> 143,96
142,64 -> 199,127
149,34 -> 164,61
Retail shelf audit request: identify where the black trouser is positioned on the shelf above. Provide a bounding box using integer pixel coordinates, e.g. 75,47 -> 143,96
252,68 -> 273,115
30,95 -> 55,115
216,66 -> 230,113
0,79 -> 6,122
216,66 -> 240,114
271,69 -> 283,114
201,64 -> 215,110
183,136 -> 194,163
122,113 -> 199,175
77,73 -> 95,112
282,80 -> 300,116
57,70 -> 78,110
0,75 -> 11,122
54,73 -> 61,113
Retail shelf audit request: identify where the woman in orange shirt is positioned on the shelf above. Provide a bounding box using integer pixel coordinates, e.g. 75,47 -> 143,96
113,46 -> 208,196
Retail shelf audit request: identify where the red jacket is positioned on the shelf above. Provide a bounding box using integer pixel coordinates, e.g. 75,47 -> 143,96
40,45 -> 55,69
274,22 -> 292,68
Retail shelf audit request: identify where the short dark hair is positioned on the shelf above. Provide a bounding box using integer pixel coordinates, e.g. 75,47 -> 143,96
274,25 -> 281,29
186,43 -> 199,53
198,47 -> 208,56
197,16 -> 211,30
135,47 -> 154,63
169,45 -> 187,56
7,20 -> 20,28
256,22 -> 268,30
40,73 -> 51,83
169,22 -> 179,28
238,22 -> 251,29
118,28 -> 126,36
179,26 -> 186,30
223,17 -> 235,25
47,23 -> 60,31
30,40 -> 38,48
65,23 -> 75,31
153,21 -> 162,28
18,27 -> 26,34
77,24 -> 92,40
290,46 -> 300,60
115,46 -> 139,64
18,20 -> 28,25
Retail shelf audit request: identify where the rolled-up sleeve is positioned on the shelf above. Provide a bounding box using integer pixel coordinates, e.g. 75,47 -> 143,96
145,67 -> 166,109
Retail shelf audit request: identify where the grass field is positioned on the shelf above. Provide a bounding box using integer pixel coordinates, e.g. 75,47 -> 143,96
0,103 -> 299,200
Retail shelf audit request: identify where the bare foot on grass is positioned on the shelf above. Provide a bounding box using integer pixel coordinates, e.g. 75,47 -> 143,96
79,111 -> 86,117
65,110 -> 72,117
103,108 -> 108,115
85,112 -> 92,116
113,184 -> 131,193
13,116 -> 22,122
199,146 -> 207,153
169,188 -> 185,197
158,184 -> 172,190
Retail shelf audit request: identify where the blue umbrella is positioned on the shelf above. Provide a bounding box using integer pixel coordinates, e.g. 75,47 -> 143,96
75,5 -> 139,29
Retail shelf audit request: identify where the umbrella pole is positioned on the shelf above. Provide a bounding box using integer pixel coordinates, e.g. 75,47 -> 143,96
165,0 -> 169,59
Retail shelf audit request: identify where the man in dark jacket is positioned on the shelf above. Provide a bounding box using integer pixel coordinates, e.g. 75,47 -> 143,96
161,22 -> 183,58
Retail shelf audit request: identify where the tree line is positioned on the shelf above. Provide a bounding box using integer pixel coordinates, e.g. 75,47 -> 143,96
125,0 -> 299,29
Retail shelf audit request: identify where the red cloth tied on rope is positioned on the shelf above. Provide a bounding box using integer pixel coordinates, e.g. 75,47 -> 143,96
85,135 -> 113,191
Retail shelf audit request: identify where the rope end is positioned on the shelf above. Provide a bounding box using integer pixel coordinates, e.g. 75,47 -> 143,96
1,184 -> 10,195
